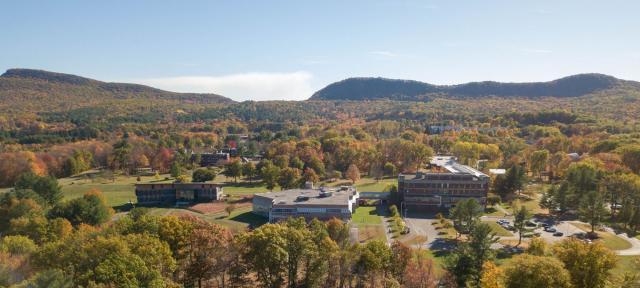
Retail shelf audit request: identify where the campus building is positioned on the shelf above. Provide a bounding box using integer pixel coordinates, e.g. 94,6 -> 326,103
252,185 -> 359,222
398,156 -> 490,212
135,183 -> 224,205
196,152 -> 230,167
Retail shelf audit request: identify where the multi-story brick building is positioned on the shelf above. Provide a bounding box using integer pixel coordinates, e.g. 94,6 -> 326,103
398,156 -> 489,212
135,183 -> 223,205
252,186 -> 359,222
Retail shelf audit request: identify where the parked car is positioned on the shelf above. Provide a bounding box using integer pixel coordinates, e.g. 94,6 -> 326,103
544,227 -> 557,233
553,232 -> 564,237
525,220 -> 537,227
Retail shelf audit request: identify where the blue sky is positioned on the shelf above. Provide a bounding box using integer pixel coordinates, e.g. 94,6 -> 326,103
2,1 -> 639,101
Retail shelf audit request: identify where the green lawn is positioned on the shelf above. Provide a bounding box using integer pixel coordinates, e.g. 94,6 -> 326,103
484,205 -> 507,217
218,182 -> 271,195
146,206 -> 267,233
570,222 -> 632,250
322,177 -> 395,192
483,221 -> 514,237
352,206 -> 383,225
354,178 -> 396,192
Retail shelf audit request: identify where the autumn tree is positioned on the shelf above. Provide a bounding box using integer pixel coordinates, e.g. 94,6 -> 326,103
553,238 -> 617,288
260,163 -> 281,191
346,164 -> 360,184
242,162 -> 257,183
302,167 -> 320,185
181,219 -> 233,288
224,160 -> 243,183
384,162 -> 397,178
170,161 -> 183,178
403,252 -> 437,288
620,145 -> 640,174
192,168 -> 216,182
479,261 -> 504,288
14,173 -> 62,206
512,205 -> 530,246
446,222 -> 499,287
529,149 -> 549,180
449,198 -> 483,236
526,237 -> 547,256
503,254 -> 572,288
49,189 -> 114,226
278,167 -> 302,190
578,191 -> 608,234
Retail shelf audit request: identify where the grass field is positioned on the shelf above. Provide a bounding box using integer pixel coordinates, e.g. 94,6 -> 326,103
357,225 -> 386,243
570,222 -> 632,250
146,205 -> 267,233
612,255 -> 640,276
58,172 -> 171,207
483,221 -> 514,237
352,206 -> 383,225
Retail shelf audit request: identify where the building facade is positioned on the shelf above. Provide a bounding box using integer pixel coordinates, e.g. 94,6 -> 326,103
398,156 -> 489,212
196,152 -> 230,167
135,183 -> 223,205
253,186 -> 359,222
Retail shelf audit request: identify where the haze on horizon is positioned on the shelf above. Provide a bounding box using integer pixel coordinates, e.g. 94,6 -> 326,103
2,0 -> 639,101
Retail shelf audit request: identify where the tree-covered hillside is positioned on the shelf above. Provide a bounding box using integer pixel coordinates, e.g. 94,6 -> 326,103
310,73 -> 640,101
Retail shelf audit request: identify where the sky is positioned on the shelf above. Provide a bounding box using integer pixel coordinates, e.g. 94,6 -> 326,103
1,0 -> 639,101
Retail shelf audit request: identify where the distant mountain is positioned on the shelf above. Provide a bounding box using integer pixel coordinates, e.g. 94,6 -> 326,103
0,69 -> 234,112
310,74 -> 640,101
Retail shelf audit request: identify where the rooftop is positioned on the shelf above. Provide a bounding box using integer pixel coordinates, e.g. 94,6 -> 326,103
425,156 -> 489,178
256,186 -> 357,206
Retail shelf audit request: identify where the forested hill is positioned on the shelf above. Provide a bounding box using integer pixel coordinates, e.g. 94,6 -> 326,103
310,74 -> 640,101
0,69 -> 234,111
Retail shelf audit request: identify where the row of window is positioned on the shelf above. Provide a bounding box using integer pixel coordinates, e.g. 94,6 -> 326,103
403,183 -> 485,189
404,189 -> 486,196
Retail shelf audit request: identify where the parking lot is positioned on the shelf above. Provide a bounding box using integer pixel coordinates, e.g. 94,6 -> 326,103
403,214 -> 596,249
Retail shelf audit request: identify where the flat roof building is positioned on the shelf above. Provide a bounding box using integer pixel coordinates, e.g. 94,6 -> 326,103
398,156 -> 489,212
135,183 -> 223,206
253,186 -> 359,222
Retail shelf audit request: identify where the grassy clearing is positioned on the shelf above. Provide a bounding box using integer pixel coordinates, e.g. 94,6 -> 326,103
58,173 -> 170,207
352,206 -> 382,225
321,177 -> 395,192
570,222 -> 632,250
219,182 -> 271,195
357,225 -> 386,243
483,221 -> 514,237
484,206 -> 508,217
399,234 -> 428,246
612,256 -> 640,276
146,206 -> 266,233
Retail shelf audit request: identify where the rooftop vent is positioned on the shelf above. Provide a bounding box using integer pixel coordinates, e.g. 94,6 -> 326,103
319,191 -> 333,198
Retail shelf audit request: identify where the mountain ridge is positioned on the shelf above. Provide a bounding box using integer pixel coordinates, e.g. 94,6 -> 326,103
0,68 -> 234,107
310,73 -> 639,101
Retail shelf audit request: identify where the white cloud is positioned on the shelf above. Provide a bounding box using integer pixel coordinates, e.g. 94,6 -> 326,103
135,71 -> 314,101
369,50 -> 400,57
